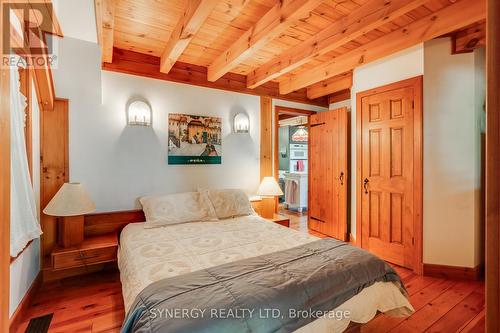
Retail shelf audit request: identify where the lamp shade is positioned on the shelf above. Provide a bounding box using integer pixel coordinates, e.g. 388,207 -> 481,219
256,177 -> 283,197
43,183 -> 96,216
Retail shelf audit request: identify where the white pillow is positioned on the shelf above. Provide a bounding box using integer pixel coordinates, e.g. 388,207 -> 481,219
202,189 -> 254,219
140,192 -> 218,228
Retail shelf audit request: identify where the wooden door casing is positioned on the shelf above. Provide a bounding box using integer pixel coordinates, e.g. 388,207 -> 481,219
356,76 -> 423,273
308,107 -> 348,240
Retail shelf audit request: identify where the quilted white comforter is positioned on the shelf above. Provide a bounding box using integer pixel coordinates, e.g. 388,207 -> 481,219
118,215 -> 413,332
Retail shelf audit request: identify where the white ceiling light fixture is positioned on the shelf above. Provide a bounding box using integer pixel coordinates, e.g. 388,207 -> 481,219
127,100 -> 152,126
233,112 -> 250,133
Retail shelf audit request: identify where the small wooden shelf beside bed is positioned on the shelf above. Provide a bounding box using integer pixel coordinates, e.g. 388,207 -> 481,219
51,232 -> 118,271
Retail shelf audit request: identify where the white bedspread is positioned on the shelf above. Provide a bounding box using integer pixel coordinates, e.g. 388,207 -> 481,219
118,215 -> 413,332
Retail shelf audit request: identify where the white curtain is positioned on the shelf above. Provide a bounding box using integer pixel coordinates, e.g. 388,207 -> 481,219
10,63 -> 42,257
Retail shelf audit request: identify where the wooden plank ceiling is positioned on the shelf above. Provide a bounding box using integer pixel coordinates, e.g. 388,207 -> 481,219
95,0 -> 486,105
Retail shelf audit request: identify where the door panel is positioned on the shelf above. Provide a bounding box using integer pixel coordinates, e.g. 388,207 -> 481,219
308,108 -> 348,240
360,86 -> 415,269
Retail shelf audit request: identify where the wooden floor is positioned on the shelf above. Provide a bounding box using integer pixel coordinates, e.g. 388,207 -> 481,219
15,214 -> 485,333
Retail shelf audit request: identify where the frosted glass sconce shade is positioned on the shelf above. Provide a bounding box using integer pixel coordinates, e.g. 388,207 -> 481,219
234,112 -> 250,133
128,100 -> 152,126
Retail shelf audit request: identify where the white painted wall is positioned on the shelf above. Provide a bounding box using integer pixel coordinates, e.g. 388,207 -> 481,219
9,81 -> 42,317
52,0 -> 97,44
423,39 -> 484,267
52,37 -> 262,212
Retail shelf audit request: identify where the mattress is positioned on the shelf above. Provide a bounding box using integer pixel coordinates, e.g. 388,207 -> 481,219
118,215 -> 413,332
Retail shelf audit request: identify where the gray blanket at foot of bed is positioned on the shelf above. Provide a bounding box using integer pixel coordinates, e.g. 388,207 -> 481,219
121,238 -> 406,333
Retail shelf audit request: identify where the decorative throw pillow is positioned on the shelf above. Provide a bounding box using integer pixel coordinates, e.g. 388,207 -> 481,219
140,192 -> 218,228
203,188 -> 254,219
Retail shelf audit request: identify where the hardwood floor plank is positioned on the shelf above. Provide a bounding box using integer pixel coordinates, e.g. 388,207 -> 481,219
389,281 -> 481,332
361,279 -> 455,332
459,308 -> 485,333
426,287 -> 485,333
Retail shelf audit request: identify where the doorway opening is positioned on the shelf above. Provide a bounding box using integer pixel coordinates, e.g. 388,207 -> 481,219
273,106 -> 316,221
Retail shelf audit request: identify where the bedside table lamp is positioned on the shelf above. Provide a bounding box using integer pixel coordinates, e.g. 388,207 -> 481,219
256,177 -> 283,219
43,183 -> 96,248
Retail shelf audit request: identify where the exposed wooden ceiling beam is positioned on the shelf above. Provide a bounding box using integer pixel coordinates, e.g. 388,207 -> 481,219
247,0 -> 428,89
452,20 -> 486,54
207,0 -> 323,82
307,72 -> 352,99
104,48 -> 329,107
280,0 -> 486,95
160,0 -> 218,74
95,0 -> 116,63
328,89 -> 351,105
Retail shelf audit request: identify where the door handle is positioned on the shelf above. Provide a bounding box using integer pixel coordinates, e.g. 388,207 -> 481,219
339,172 -> 344,185
363,178 -> 369,194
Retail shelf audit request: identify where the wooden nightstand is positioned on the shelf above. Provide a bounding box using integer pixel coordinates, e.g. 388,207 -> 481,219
51,233 -> 118,271
268,214 -> 290,228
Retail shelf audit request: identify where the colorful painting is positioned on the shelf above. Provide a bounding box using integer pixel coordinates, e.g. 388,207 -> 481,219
168,113 -> 222,165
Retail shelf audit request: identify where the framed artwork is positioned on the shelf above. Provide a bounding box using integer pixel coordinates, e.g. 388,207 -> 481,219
168,113 -> 222,165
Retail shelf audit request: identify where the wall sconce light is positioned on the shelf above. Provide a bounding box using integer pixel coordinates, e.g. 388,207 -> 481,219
127,100 -> 152,126
233,112 -> 249,133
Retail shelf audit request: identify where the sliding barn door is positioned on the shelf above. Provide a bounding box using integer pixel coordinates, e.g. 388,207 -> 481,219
358,78 -> 422,270
308,108 -> 348,240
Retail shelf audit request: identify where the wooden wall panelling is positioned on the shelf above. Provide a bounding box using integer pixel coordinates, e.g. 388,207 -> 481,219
486,0 -> 500,331
160,0 -> 218,73
207,0 -> 324,82
246,0 -> 428,88
0,0 -> 11,326
40,98 -> 69,263
279,0 -> 486,94
260,96 -> 273,181
103,48 -> 328,107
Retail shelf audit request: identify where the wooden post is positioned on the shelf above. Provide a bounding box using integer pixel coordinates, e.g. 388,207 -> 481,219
0,0 -> 11,329
260,97 -> 275,215
260,96 -> 273,181
486,0 -> 500,331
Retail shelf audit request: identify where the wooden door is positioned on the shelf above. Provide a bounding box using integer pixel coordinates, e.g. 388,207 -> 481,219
309,107 -> 348,240
358,77 -> 422,270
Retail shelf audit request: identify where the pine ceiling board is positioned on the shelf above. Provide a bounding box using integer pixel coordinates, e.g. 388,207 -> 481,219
423,0 -> 451,11
113,33 -> 164,56
180,44 -> 227,66
405,5 -> 434,20
114,17 -> 171,42
115,0 -> 182,29
313,2 -> 352,21
391,14 -> 416,28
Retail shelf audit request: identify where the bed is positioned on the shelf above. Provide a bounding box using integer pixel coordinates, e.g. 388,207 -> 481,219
118,214 -> 413,333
